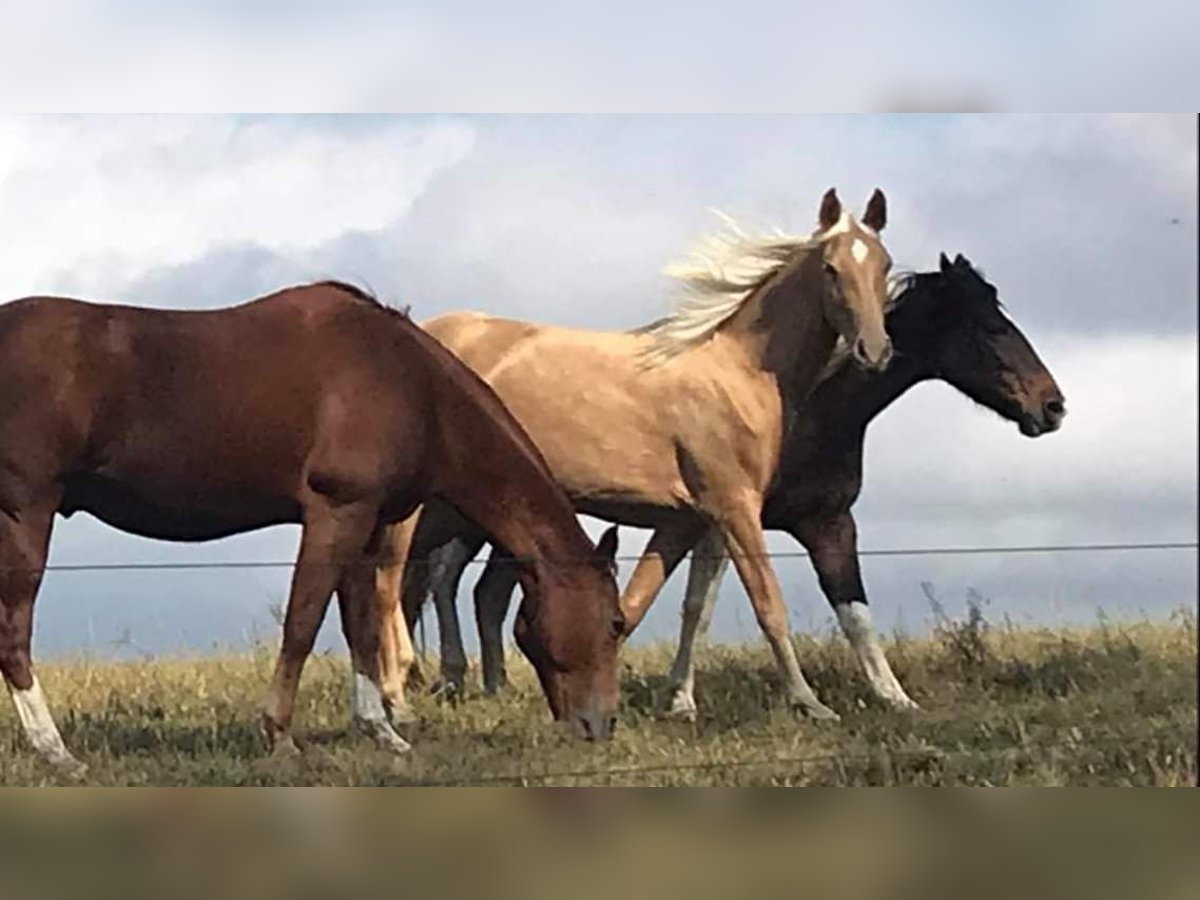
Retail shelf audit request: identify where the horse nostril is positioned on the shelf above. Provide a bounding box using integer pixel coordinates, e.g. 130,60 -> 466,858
852,337 -> 891,370
1044,398 -> 1065,418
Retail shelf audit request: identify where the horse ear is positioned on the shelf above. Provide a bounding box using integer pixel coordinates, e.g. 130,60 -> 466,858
595,526 -> 619,574
861,188 -> 887,231
818,188 -> 842,230
953,253 -> 969,269
939,252 -> 953,274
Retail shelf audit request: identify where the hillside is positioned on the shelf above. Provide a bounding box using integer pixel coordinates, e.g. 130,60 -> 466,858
2,612 -> 1195,786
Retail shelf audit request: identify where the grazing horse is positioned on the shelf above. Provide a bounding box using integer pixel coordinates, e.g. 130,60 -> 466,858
440,253 -> 1066,715
0,281 -> 622,776
374,188 -> 896,723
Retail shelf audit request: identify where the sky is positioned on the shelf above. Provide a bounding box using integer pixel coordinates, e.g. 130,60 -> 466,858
0,113 -> 1195,661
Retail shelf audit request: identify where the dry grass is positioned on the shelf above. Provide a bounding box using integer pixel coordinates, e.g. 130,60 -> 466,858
2,609 -> 1195,786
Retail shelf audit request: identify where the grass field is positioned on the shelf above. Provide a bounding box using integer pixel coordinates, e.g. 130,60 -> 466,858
2,609 -> 1195,786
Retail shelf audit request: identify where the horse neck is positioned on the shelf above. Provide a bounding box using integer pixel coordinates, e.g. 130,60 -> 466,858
450,474 -> 582,574
433,422 -> 590,590
806,351 -> 931,441
718,254 -> 838,391
796,278 -> 951,442
415,324 -> 594,591
768,349 -> 930,502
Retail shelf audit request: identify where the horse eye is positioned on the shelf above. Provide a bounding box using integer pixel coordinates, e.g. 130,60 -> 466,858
824,263 -> 838,279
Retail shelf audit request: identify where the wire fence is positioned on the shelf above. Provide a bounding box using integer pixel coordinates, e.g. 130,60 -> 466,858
33,540 -> 1200,573
22,539 -> 1196,785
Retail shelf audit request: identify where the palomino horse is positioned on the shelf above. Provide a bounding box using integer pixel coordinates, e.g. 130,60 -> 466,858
374,188 -> 895,723
440,254 -> 1066,715
0,282 -> 622,777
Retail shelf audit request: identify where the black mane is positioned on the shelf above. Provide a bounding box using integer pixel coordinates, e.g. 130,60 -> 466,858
315,280 -> 412,319
891,258 -> 1002,319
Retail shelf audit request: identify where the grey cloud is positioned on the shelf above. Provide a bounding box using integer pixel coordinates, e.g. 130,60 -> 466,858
116,115 -> 1197,337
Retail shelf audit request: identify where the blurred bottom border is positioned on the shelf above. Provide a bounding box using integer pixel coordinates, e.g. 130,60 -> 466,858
0,788 -> 1196,899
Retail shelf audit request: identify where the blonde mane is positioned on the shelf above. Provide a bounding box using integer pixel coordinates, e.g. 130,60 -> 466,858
633,212 -> 823,365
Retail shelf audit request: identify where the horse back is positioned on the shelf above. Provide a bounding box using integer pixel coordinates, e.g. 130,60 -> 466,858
0,287 -> 438,517
421,310 -> 542,373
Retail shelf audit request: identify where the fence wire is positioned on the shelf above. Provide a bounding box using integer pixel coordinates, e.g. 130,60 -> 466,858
405,731 -> 1192,786
34,540 -> 1200,573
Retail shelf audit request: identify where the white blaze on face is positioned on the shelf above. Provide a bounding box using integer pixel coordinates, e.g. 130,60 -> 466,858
851,238 -> 869,265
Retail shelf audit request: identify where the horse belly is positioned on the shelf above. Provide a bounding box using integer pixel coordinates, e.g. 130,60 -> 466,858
574,496 -> 700,531
60,472 -> 299,542
761,466 -> 859,530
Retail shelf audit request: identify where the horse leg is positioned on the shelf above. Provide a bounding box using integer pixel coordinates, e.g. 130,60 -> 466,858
475,546 -> 521,694
373,515 -> 419,725
0,504 -> 86,778
429,537 -> 479,698
337,557 -> 412,754
394,506 -> 469,699
619,522 -> 704,636
795,513 -> 918,710
263,499 -> 378,755
718,502 -> 839,721
664,527 -> 729,721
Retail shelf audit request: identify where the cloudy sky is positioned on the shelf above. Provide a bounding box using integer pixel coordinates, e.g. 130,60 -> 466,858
1,114 -> 1194,660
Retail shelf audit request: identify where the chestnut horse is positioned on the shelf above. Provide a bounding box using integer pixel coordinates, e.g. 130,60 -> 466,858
0,281 -> 621,777
374,188 -> 895,723
428,254 -> 1065,715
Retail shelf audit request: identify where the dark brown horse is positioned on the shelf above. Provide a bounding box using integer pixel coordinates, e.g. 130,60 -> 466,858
414,254 -> 1065,714
0,281 -> 621,777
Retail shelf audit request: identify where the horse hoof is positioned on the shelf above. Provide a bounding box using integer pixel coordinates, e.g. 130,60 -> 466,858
51,753 -> 89,782
388,704 -> 419,726
793,701 -> 841,723
270,735 -> 303,759
356,717 -> 413,755
886,696 -> 921,712
429,680 -> 463,705
663,696 -> 698,723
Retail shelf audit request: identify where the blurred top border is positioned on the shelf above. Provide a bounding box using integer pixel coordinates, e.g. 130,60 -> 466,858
0,0 -> 1196,111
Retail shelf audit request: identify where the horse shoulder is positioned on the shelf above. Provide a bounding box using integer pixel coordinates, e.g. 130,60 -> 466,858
673,342 -> 784,448
663,374 -> 784,505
